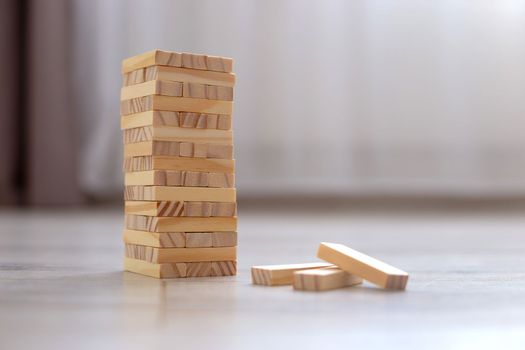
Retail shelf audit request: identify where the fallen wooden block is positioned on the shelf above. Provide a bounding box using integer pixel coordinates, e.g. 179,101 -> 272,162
251,262 -> 333,286
123,156 -> 234,173
120,111 -> 231,131
124,170 -> 235,188
121,50 -> 233,74
293,267 -> 363,291
124,257 -> 236,278
124,141 -> 233,159
125,215 -> 237,232
120,95 -> 232,116
317,242 -> 409,290
123,186 -> 236,202
124,200 -> 236,217
122,126 -> 233,144
124,243 -> 236,263
120,80 -> 182,100
123,229 -> 237,248
123,65 -> 236,88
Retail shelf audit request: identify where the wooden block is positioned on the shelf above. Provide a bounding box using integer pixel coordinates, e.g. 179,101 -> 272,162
124,257 -> 187,278
120,111 -> 231,131
208,172 -> 235,187
120,80 -> 183,100
120,95 -> 232,116
123,65 -> 235,87
182,82 -> 233,101
123,229 -> 236,248
122,156 -> 234,173
186,262 -> 212,277
125,201 -> 236,217
206,55 -> 233,73
123,186 -> 236,202
124,141 -> 233,159
317,242 -> 409,290
251,262 -> 333,286
125,215 -> 237,232
125,243 -> 236,263
293,267 -> 363,291
124,170 -> 235,188
210,261 -> 236,276
122,126 -> 233,145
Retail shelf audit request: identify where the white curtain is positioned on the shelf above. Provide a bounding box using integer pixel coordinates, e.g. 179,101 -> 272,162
72,0 -> 525,198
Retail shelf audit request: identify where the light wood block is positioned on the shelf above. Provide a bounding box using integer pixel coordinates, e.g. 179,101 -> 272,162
123,65 -> 235,88
124,257 -> 236,278
251,262 -> 333,286
124,170 -> 234,188
125,215 -> 237,232
317,242 -> 409,290
125,243 -> 236,263
123,186 -> 236,202
120,95 -> 232,116
293,267 -> 363,291
120,111 -> 231,131
123,156 -> 234,173
182,82 -> 233,101
125,201 -> 236,217
124,141 -> 233,159
123,229 -> 237,248
122,50 -> 233,74
120,80 -> 182,100
122,126 -> 233,145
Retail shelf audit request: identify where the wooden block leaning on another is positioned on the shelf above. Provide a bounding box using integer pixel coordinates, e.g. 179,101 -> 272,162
123,65 -> 235,87
124,243 -> 236,263
317,242 -> 409,290
251,263 -> 333,286
125,214 -> 237,232
122,126 -> 233,144
120,111 -> 231,131
121,80 -> 233,101
124,257 -> 236,278
123,156 -> 234,173
123,230 -> 237,248
124,141 -> 233,159
120,95 -> 232,116
125,170 -> 234,188
121,50 -> 233,74
123,186 -> 236,202
293,267 -> 362,291
125,201 -> 236,217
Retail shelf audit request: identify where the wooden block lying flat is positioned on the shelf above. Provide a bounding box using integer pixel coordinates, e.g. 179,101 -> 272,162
125,243 -> 236,263
124,257 -> 236,278
293,267 -> 363,291
123,65 -> 235,88
124,186 -> 236,202
125,215 -> 237,232
120,80 -> 182,100
251,262 -> 333,286
122,126 -> 233,145
317,242 -> 409,290
123,229 -> 237,248
124,170 -> 235,188
120,95 -> 232,116
124,141 -> 233,159
123,156 -> 234,173
121,50 -> 233,74
120,111 -> 231,131
125,201 -> 236,217
182,82 -> 233,101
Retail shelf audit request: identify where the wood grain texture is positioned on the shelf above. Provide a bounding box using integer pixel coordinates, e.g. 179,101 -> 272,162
122,126 -> 233,144
123,65 -> 235,88
182,82 -> 233,101
123,229 -> 237,248
124,170 -> 234,188
123,156 -> 234,173
120,111 -> 231,131
251,262 -> 334,286
122,50 -> 233,74
124,141 -> 233,159
124,257 -> 237,278
293,267 -> 363,291
120,80 -> 183,100
317,242 -> 409,290
123,186 -> 236,202
125,201 -> 236,217
124,243 -> 236,263
120,95 -> 232,116
125,215 -> 237,232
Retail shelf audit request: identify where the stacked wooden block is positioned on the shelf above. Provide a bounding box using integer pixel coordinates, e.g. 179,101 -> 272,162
120,50 -> 237,278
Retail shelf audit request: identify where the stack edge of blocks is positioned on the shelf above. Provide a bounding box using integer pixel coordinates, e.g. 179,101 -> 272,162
121,50 -> 237,278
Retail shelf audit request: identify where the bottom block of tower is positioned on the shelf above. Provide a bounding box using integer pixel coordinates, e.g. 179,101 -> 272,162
124,257 -> 237,278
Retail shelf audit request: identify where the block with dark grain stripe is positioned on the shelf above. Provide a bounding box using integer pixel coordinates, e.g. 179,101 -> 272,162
122,156 -> 234,173
124,243 -> 236,263
125,215 -> 237,232
124,201 -> 236,217
124,140 -> 233,159
123,229 -> 237,248
124,257 -> 236,278
120,111 -> 232,131
123,186 -> 236,202
122,126 -> 233,145
124,170 -> 234,188
120,95 -> 233,116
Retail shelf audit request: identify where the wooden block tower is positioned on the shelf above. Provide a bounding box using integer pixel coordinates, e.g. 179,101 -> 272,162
120,50 -> 237,278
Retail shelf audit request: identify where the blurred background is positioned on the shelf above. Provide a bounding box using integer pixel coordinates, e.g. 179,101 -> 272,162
1,0 -> 525,206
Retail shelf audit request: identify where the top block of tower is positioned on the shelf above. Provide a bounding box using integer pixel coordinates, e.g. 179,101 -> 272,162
122,50 -> 234,74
